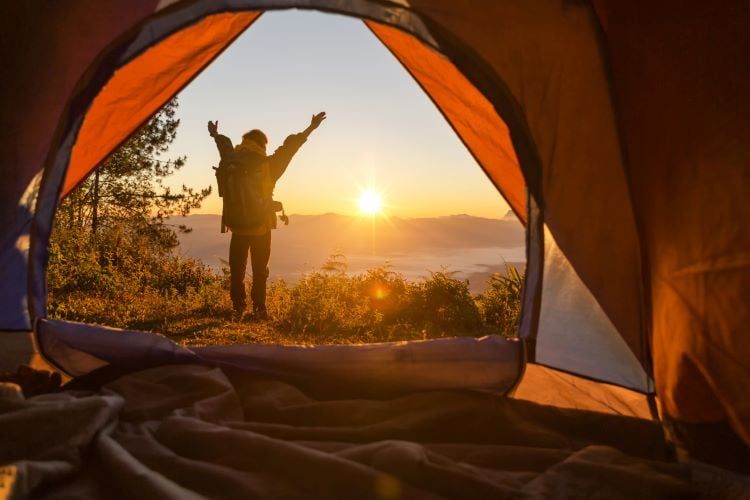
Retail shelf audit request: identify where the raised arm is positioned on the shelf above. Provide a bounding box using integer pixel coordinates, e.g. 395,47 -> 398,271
207,120 -> 233,160
300,112 -> 327,139
269,112 -> 327,180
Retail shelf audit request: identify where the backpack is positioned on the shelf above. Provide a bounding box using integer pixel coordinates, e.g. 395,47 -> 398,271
214,149 -> 270,232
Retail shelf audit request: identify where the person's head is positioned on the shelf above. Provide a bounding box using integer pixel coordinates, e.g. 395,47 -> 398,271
241,129 -> 268,149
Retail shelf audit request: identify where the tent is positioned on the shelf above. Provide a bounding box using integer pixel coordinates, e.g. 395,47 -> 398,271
1,0 -> 749,490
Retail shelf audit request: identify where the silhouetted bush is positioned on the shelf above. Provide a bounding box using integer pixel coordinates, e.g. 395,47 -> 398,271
48,221 -> 223,326
48,243 -> 524,345
406,270 -> 482,335
476,265 -> 523,337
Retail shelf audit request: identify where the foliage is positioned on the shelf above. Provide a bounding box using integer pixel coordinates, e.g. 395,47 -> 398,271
320,252 -> 348,275
48,220 -> 223,326
49,250 -> 524,345
407,269 -> 482,335
476,265 -> 524,337
58,98 -> 210,243
48,97 -> 219,329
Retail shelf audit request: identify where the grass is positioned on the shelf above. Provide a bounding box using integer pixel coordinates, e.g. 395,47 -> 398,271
47,223 -> 523,347
49,256 -> 523,347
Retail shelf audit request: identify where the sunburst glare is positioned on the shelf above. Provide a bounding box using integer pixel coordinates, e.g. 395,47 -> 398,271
358,189 -> 382,215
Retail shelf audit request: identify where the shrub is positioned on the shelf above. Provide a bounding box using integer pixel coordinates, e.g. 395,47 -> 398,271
48,238 -> 524,346
407,270 -> 482,336
357,266 -> 410,323
268,270 -> 384,342
476,265 -> 523,337
47,219 -> 226,329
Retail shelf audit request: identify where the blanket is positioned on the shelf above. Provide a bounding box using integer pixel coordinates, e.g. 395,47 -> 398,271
0,364 -> 745,498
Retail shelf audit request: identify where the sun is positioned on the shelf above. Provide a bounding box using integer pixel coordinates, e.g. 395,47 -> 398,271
358,189 -> 382,215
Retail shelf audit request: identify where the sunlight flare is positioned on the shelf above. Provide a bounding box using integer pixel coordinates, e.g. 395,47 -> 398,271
358,189 -> 383,215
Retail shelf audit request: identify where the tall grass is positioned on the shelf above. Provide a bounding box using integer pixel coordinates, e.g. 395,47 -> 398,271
48,236 -> 524,346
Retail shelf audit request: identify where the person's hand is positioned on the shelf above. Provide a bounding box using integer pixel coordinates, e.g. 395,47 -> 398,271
207,120 -> 219,137
310,112 -> 326,130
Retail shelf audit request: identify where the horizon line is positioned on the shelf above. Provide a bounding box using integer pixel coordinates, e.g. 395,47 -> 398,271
169,211 -> 518,220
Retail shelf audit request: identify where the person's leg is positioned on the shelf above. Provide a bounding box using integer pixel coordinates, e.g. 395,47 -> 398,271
229,233 -> 251,316
249,232 -> 272,317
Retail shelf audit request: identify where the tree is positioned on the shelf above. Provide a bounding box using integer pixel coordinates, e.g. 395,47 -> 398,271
58,98 -> 210,250
49,98 -> 212,300
320,252 -> 348,275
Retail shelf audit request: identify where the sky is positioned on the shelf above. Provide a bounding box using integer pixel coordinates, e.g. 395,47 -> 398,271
163,10 -> 511,218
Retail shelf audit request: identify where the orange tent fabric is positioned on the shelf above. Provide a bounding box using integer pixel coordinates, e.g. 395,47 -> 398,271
594,0 -> 750,442
0,0 -> 165,244
514,364 -> 652,419
63,12 -> 260,195
366,22 -> 526,222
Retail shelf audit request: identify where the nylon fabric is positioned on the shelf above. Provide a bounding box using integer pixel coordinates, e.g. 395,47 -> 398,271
365,21 -> 526,222
513,364 -> 652,419
535,225 -> 648,391
407,0 -> 646,370
37,319 -> 522,398
593,0 -> 750,443
0,1 -> 163,329
62,12 -> 260,196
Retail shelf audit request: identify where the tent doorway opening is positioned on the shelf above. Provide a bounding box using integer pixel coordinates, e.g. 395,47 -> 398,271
48,10 -> 527,349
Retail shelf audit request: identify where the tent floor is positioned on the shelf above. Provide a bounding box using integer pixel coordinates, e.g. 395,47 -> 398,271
2,363 -> 747,498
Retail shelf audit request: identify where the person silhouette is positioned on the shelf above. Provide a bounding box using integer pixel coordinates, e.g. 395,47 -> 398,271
208,112 -> 326,321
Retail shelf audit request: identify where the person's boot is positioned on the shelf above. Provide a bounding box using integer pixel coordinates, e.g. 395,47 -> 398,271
231,305 -> 246,322
252,306 -> 269,321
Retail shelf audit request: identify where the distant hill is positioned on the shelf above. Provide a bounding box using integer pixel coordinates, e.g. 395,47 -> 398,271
170,213 -> 525,291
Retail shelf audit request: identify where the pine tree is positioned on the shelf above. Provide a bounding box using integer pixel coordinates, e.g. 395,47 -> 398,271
57,97 -> 209,251
49,98 -> 211,296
